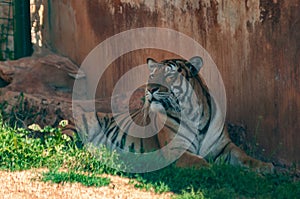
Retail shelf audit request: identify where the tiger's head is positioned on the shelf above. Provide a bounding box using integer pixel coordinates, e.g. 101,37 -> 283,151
145,56 -> 204,113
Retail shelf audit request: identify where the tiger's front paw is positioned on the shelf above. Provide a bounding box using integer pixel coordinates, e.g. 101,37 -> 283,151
175,151 -> 210,169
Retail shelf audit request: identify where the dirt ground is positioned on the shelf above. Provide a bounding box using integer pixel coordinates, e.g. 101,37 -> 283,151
0,169 -> 173,199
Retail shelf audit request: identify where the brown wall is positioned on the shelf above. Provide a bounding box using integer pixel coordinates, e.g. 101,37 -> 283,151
43,0 -> 300,165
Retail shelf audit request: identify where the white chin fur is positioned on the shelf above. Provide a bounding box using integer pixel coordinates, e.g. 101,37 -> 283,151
150,102 -> 165,112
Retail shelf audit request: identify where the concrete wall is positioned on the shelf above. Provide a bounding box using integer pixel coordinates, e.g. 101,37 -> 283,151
43,0 -> 300,165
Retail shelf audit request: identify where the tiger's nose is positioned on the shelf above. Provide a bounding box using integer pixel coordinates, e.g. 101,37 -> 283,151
148,86 -> 159,94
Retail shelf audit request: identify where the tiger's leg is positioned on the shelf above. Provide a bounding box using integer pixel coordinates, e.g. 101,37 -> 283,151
219,142 -> 274,173
216,129 -> 274,173
157,125 -> 209,169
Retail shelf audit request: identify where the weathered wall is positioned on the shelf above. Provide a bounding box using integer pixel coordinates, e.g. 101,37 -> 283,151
43,0 -> 300,164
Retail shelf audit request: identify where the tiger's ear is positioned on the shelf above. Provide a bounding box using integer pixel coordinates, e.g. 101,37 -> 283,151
147,58 -> 158,72
189,56 -> 203,76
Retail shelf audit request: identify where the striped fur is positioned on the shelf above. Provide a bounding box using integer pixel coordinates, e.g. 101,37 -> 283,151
73,56 -> 274,173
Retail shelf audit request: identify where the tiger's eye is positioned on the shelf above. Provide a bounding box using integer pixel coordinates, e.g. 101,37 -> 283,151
177,68 -> 182,72
165,66 -> 172,72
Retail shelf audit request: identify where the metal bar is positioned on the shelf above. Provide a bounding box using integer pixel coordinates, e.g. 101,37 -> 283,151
13,0 -> 32,59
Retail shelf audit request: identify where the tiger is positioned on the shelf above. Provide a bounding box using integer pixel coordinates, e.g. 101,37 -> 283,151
72,56 -> 274,173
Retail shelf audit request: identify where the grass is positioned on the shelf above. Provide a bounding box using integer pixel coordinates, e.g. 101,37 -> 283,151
42,170 -> 110,187
0,116 -> 121,189
0,111 -> 299,198
132,164 -> 300,199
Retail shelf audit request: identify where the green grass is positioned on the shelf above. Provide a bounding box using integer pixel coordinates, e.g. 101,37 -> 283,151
0,115 -> 122,189
0,113 -> 299,198
0,121 -> 120,173
42,170 -> 110,187
175,188 -> 205,199
131,164 -> 300,199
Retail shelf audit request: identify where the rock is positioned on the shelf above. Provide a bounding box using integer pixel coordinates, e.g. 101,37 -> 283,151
0,53 -> 82,128
0,52 -> 144,130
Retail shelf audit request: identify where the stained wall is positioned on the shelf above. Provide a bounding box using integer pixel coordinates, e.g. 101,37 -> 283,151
43,0 -> 300,165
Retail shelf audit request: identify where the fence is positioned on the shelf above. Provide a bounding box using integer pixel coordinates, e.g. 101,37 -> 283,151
0,0 -> 14,60
0,0 -> 35,60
